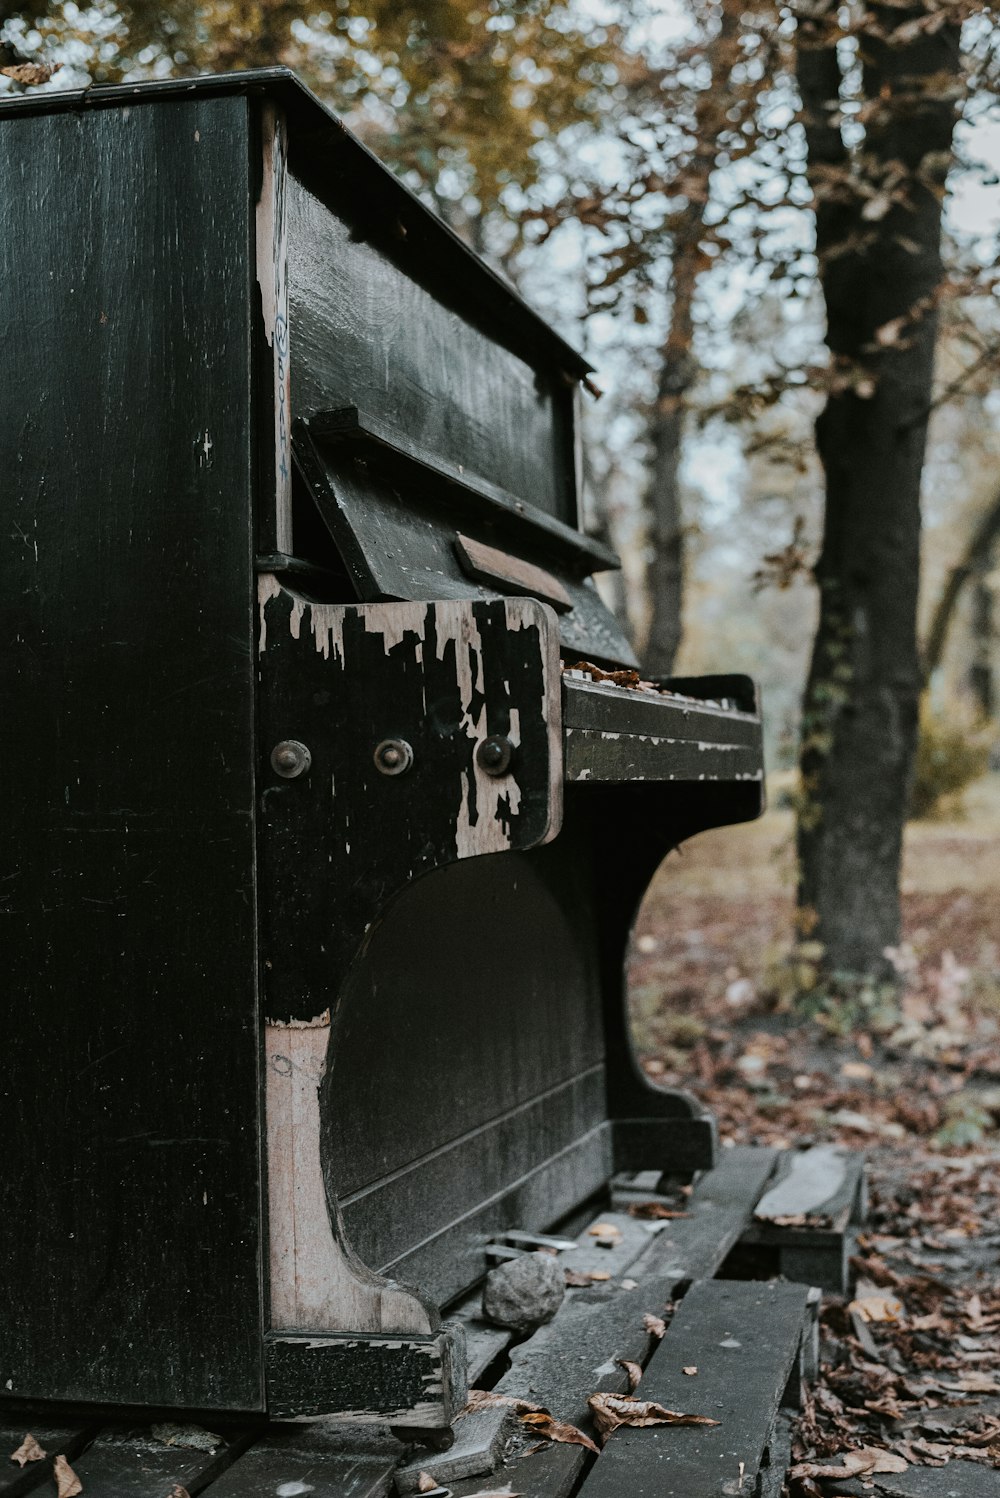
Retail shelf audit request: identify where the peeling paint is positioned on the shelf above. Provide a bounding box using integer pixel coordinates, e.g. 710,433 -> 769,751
257,572 -> 282,654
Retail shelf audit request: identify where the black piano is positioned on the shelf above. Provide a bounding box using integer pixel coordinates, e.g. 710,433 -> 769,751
0,68 -> 763,1434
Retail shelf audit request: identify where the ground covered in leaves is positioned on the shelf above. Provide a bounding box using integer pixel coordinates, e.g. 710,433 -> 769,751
629,774 -> 1000,1494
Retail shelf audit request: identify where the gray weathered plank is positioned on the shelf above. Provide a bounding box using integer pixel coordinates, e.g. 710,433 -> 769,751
833,1460 -> 1000,1498
406,1146 -> 778,1495
0,1425 -> 94,1497
754,1145 -> 850,1221
207,1426 -> 404,1498
577,1278 -> 810,1498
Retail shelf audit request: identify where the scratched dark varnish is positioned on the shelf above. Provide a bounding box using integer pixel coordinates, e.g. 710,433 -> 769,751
0,69 -> 764,1442
0,95 -> 264,1410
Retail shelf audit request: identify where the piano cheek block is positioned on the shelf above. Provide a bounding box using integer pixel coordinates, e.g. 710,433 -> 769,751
1,68 -> 764,1428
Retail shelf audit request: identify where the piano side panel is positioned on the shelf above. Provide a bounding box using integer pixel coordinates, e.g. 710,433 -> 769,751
326,841 -> 607,1307
0,99 -> 264,1409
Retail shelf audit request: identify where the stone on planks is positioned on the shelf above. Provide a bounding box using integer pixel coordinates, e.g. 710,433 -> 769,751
482,1251 -> 565,1333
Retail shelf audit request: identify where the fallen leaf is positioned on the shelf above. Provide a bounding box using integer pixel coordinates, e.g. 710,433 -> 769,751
462,1390 -> 544,1415
617,1358 -> 642,1391
588,1223 -> 622,1240
0,62 -> 55,85
683,1366 -> 698,1376
54,1455 -> 83,1498
626,1202 -> 690,1220
416,1475 -> 438,1494
519,1412 -> 599,1454
10,1435 -> 46,1466
169,1488 -> 191,1498
939,1373 -> 1000,1393
587,1392 -> 720,1442
642,1314 -> 667,1339
848,1294 -> 904,1323
790,1447 -> 907,1481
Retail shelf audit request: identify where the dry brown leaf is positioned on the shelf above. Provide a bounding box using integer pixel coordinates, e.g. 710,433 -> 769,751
565,1269 -> 612,1284
462,1390 -> 544,1415
683,1366 -> 698,1376
849,1293 -> 904,1323
626,1202 -> 690,1220
519,1412 -> 599,1454
588,1223 -> 622,1240
0,63 -> 55,85
10,1435 -> 46,1466
617,1358 -> 642,1391
54,1455 -> 83,1498
169,1488 -> 191,1498
416,1474 -> 438,1494
940,1373 -> 1000,1393
790,1447 -> 907,1482
587,1392 -> 720,1442
642,1314 -> 667,1339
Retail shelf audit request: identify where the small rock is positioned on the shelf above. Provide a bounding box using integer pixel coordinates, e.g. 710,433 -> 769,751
482,1251 -> 565,1332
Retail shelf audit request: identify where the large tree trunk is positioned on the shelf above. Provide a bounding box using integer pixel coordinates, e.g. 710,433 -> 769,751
796,3 -> 962,978
643,0 -> 741,677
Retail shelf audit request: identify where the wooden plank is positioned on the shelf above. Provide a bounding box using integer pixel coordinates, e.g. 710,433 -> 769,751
402,1148 -> 778,1494
207,1426 -> 404,1498
578,1279 -> 810,1498
834,1462 -> 1000,1498
0,1425 -> 94,1497
0,94 -> 264,1412
63,1426 -> 255,1498
754,1145 -> 850,1221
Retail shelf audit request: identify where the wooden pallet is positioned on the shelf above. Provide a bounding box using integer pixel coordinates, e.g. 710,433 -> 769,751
735,1144 -> 867,1293
0,1145 -> 838,1498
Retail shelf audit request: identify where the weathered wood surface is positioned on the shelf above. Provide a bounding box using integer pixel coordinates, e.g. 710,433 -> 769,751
563,679 -> 763,785
740,1146 -> 866,1292
294,415 -> 635,666
0,94 -> 265,1411
753,1144 -> 850,1220
56,1427 -> 254,1498
577,1279 -> 811,1498
414,1147 -> 778,1495
0,1425 -> 94,1497
834,1461 -> 1000,1498
206,1426 -> 404,1498
288,177 -> 578,525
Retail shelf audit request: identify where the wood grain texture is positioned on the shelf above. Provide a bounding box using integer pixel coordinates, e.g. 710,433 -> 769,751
0,96 -> 263,1411
205,1425 -> 403,1498
577,1278 -> 810,1498
440,1147 -> 779,1497
287,174 -> 576,523
294,419 -> 635,666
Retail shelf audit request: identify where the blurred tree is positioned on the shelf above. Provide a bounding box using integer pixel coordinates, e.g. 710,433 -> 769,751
0,0 -> 622,239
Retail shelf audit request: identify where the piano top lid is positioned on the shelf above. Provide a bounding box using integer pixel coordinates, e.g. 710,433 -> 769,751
0,66 -> 593,389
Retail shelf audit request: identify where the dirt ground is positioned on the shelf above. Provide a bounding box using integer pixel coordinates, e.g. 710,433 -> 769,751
628,775 -> 1000,1493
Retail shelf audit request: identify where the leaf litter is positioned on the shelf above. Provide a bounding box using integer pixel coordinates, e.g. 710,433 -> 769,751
587,1393 -> 721,1444
10,1434 -> 46,1466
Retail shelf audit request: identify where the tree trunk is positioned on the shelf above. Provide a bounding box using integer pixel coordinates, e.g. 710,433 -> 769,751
796,3 -> 962,979
643,0 -> 741,677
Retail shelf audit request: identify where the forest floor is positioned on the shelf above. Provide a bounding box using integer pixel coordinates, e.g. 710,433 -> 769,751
629,773 -> 1000,1494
